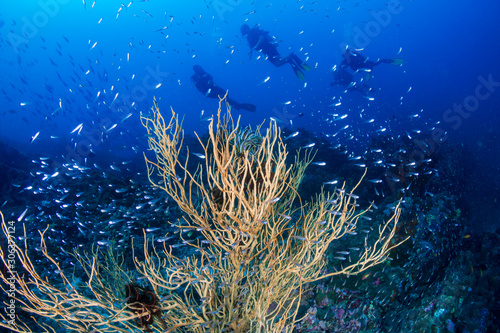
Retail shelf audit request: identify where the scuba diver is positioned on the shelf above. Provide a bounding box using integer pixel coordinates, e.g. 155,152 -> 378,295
340,48 -> 403,72
240,24 -> 311,80
331,66 -> 372,99
191,65 -> 256,112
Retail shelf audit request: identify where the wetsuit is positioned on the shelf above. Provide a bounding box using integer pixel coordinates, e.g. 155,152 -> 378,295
241,24 -> 311,79
341,49 -> 401,71
191,65 -> 256,112
331,67 -> 371,97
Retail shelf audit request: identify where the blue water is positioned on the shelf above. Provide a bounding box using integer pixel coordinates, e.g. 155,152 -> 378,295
1,0 -> 500,331
3,0 -> 499,149
3,0 -> 499,209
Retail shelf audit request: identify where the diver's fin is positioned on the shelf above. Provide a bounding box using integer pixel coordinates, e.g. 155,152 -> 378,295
300,63 -> 312,71
239,103 -> 256,112
290,53 -> 312,71
293,66 -> 305,80
390,58 -> 404,66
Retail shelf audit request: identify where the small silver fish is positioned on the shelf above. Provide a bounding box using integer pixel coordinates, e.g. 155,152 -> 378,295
30,132 -> 40,143
301,143 -> 315,149
192,153 -> 206,159
106,124 -> 117,133
284,131 -> 299,140
70,123 -> 83,134
258,76 -> 270,85
264,197 -> 280,204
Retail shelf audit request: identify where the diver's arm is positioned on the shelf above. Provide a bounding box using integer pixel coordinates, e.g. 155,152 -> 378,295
247,35 -> 263,59
203,73 -> 215,87
249,35 -> 263,52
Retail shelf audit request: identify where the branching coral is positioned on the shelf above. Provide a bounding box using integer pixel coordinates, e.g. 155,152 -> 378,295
0,218 -> 148,332
137,97 -> 408,332
0,97 -> 407,332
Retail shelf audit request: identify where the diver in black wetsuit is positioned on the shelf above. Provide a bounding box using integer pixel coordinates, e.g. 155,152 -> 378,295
331,66 -> 372,98
191,65 -> 256,112
240,24 -> 311,80
340,48 -> 403,72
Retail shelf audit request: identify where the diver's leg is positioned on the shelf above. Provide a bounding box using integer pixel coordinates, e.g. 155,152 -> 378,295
288,60 -> 305,80
380,58 -> 404,65
264,45 -> 288,67
269,55 -> 288,67
289,53 -> 312,70
364,60 -> 378,69
237,103 -> 257,112
225,97 -> 256,112
226,97 -> 241,109
208,86 -> 227,99
264,47 -> 305,79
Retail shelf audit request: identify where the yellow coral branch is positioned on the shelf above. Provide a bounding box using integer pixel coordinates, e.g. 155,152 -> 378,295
0,96 -> 407,333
